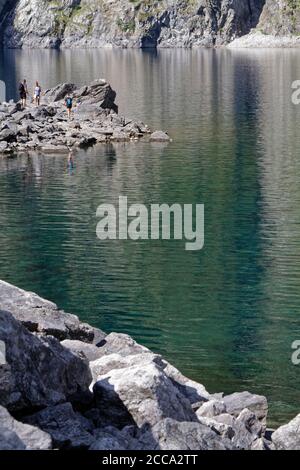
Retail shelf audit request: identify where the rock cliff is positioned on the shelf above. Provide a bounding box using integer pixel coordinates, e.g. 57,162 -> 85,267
230,1 -> 300,47
0,0 -> 266,48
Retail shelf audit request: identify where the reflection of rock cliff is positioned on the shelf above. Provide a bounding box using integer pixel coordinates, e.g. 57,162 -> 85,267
1,0 -> 266,49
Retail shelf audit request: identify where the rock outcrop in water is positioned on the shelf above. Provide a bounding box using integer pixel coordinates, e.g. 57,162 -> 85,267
0,279 -> 299,450
0,78 -> 169,157
0,0 -> 266,49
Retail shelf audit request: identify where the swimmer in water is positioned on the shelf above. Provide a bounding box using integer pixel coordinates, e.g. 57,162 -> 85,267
68,150 -> 75,171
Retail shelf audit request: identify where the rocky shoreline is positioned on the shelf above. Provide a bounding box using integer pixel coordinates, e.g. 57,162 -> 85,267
229,31 -> 300,49
0,279 -> 299,450
0,79 -> 170,158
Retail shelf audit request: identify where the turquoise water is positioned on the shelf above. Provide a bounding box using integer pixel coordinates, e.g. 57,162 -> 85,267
1,48 -> 300,426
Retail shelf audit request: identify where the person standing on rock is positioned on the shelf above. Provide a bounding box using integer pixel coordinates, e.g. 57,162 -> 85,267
64,94 -> 74,120
19,81 -> 27,108
23,79 -> 28,106
34,81 -> 42,106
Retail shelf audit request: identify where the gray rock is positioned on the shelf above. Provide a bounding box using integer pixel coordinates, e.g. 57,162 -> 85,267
93,354 -> 197,428
24,403 -> 95,450
0,405 -> 52,450
160,360 -> 211,405
196,415 -> 235,440
44,83 -> 77,102
90,426 -> 133,450
96,332 -> 150,357
230,409 -> 264,450
272,414 -> 300,450
136,418 -> 231,451
0,128 -> 17,143
197,400 -> 227,418
61,339 -> 105,362
150,131 -> 171,142
0,310 -> 92,412
0,279 -> 97,342
0,141 -> 8,152
75,79 -> 118,113
222,391 -> 268,427
90,352 -> 160,382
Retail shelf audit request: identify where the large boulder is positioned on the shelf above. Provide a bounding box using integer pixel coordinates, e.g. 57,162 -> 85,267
61,339 -> 104,362
0,405 -> 52,450
93,353 -> 197,429
44,83 -> 77,102
24,403 -> 95,450
0,128 -> 17,143
89,333 -> 210,405
75,79 -> 118,113
272,414 -> 300,450
44,79 -> 118,113
93,332 -> 150,358
0,280 -> 102,342
0,310 -> 92,412
90,426 -> 134,451
160,360 -> 210,405
222,392 -> 268,427
197,408 -> 266,450
135,418 -> 231,451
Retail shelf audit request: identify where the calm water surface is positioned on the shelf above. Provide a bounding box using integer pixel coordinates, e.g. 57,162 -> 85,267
1,49 -> 300,426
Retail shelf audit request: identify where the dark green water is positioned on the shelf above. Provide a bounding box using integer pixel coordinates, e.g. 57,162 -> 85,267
1,48 -> 300,426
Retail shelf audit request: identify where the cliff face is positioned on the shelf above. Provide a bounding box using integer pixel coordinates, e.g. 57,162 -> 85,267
228,1 -> 300,47
257,0 -> 300,36
1,0 -> 266,48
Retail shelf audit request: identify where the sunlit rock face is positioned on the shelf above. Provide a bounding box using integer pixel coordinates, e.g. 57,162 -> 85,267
0,0 -> 266,49
257,0 -> 300,37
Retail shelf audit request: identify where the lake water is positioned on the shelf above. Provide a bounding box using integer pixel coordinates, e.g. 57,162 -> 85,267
1,48 -> 300,426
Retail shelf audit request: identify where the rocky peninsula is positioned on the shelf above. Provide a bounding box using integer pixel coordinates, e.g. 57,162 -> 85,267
0,78 -> 170,157
0,279 -> 299,450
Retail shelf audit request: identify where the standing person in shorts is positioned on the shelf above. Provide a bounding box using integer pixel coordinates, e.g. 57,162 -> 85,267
23,79 -> 28,106
34,81 -> 42,106
65,95 -> 74,120
19,81 -> 26,108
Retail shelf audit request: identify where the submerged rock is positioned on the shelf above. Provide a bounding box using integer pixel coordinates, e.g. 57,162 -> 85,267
150,131 -> 171,142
